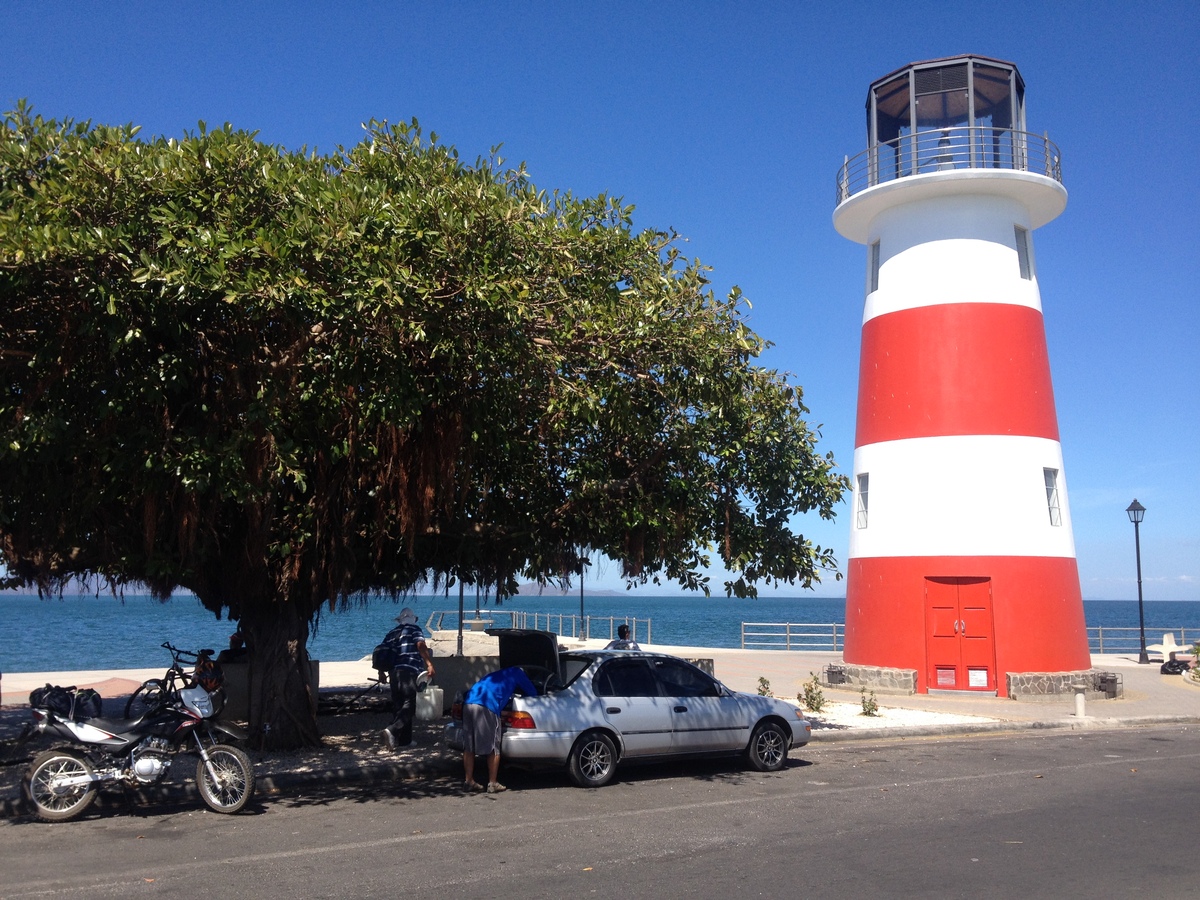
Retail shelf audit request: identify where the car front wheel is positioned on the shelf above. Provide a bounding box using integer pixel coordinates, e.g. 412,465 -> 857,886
568,731 -> 617,788
746,721 -> 789,772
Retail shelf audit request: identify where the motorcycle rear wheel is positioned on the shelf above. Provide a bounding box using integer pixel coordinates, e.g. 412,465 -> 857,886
196,744 -> 254,814
23,749 -> 98,822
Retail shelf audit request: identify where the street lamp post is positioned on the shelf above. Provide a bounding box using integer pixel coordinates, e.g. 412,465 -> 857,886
578,547 -> 588,641
456,579 -> 464,658
1126,499 -> 1148,664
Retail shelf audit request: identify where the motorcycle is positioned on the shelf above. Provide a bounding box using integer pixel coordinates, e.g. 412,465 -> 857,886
20,680 -> 255,821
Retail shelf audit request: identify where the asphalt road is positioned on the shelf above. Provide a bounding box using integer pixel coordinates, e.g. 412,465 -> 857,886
2,725 -> 1198,899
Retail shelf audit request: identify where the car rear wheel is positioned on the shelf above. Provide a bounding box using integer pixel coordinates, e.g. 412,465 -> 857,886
568,731 -> 617,788
746,721 -> 788,772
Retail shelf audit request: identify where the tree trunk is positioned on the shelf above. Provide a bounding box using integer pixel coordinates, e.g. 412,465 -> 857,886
240,602 -> 322,750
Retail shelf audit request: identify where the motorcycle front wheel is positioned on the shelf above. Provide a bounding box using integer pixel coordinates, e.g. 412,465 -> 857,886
196,744 -> 254,814
23,749 -> 98,822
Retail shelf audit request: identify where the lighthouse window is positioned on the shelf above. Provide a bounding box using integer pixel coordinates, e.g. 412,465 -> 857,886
856,474 -> 869,528
1015,226 -> 1033,280
869,241 -> 880,293
1043,468 -> 1062,526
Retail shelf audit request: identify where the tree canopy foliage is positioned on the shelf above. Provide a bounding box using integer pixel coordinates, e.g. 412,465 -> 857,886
0,102 -> 847,746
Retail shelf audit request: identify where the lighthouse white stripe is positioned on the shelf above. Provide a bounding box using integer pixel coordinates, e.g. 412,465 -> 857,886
848,435 -> 1075,559
864,193 -> 1043,323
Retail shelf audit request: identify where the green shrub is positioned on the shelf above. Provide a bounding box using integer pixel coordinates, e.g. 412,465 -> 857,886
859,686 -> 879,717
757,676 -> 772,697
799,673 -> 826,712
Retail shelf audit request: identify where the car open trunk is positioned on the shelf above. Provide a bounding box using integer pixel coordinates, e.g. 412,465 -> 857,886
486,628 -> 562,681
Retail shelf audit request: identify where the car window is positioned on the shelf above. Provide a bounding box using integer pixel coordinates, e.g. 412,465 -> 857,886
594,659 -> 659,697
558,654 -> 592,687
652,658 -> 720,698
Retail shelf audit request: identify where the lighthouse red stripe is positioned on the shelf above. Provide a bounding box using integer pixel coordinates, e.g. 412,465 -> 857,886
843,555 -> 1090,696
855,303 -> 1060,446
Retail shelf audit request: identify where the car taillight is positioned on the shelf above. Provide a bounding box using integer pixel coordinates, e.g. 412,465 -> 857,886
502,710 -> 536,729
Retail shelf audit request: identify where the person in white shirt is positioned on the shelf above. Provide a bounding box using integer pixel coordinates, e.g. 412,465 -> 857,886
604,624 -> 640,650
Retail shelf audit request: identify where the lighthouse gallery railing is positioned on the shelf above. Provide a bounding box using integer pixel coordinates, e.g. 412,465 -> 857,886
836,126 -> 1062,206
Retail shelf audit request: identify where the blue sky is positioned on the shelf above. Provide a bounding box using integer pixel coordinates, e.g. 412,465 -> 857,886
3,2 -> 1196,601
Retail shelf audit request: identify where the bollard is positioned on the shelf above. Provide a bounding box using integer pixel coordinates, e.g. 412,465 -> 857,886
1072,683 -> 1087,717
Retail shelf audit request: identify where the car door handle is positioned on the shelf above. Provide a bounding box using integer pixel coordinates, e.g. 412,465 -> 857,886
674,706 -> 688,713
606,707 -> 621,714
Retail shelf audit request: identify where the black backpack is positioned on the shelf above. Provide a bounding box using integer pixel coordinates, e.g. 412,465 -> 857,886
372,643 -> 404,673
29,684 -> 102,720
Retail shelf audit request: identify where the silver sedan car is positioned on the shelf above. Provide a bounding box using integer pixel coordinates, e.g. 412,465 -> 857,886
444,629 -> 811,787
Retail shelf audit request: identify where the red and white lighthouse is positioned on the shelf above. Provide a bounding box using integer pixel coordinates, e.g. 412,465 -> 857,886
833,56 -> 1090,697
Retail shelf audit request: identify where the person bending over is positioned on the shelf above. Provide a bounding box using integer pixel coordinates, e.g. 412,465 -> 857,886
462,666 -> 537,793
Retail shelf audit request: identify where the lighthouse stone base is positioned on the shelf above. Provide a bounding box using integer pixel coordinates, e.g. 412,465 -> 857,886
833,664 -> 918,695
830,665 -> 1108,700
1006,670 -> 1106,701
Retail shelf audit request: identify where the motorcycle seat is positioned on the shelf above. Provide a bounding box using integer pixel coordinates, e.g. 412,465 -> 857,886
85,715 -> 141,732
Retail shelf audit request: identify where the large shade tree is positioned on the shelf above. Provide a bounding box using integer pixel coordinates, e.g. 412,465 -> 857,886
0,104 -> 848,748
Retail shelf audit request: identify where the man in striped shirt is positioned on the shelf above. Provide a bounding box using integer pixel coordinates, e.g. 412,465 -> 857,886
380,607 -> 435,750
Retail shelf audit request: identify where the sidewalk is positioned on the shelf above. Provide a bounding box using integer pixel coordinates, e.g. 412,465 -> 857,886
3,639 -> 1197,818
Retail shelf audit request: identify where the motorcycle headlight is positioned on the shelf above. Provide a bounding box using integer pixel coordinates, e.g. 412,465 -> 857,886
180,686 -> 214,718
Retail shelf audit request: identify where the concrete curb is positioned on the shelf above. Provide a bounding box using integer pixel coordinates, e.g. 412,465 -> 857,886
0,755 -> 457,820
808,714 -> 1200,742
5,714 -> 1196,820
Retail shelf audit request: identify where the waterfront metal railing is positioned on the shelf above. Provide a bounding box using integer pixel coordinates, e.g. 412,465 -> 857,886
1088,627 -> 1196,656
836,126 -> 1062,206
426,610 -> 651,644
740,623 -> 1197,655
424,612 -> 1195,655
741,622 -> 844,651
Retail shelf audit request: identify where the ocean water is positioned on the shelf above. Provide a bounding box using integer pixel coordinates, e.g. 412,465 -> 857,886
2,593 -> 1198,674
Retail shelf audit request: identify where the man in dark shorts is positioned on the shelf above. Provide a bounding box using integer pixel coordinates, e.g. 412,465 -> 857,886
462,666 -> 538,793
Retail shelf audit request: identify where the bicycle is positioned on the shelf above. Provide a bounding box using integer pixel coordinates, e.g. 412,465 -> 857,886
124,642 -> 218,718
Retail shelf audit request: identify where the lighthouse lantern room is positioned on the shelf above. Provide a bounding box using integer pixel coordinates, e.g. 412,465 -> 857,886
833,56 -> 1090,698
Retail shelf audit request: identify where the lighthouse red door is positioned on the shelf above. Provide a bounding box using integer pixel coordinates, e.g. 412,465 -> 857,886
925,577 -> 996,691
